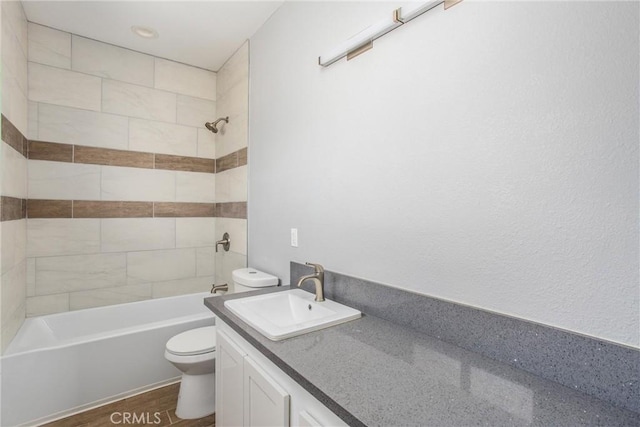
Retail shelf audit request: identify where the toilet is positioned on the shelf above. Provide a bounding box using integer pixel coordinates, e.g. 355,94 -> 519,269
164,326 -> 217,419
164,268 -> 278,419
232,267 -> 279,293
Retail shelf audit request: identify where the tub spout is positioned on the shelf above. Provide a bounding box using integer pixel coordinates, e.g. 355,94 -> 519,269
211,283 -> 228,293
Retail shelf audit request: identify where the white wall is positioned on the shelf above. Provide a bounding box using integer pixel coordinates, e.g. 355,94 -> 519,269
248,1 -> 639,347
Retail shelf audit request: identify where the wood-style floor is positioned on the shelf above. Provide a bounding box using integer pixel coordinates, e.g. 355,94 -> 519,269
42,383 -> 215,427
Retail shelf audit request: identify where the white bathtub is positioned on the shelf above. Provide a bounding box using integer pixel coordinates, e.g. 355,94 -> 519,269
1,292 -> 215,426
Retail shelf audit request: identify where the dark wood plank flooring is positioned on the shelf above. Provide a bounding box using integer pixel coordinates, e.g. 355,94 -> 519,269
42,383 -> 215,427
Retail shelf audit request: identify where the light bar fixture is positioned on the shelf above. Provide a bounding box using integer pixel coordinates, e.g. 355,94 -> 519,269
318,0 -> 462,68
318,13 -> 402,67
394,0 -> 443,23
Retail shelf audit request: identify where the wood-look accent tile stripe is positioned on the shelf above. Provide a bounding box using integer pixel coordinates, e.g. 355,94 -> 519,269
1,196 -> 27,221
216,201 -> 247,219
155,202 -> 216,218
155,154 -> 215,173
238,147 -> 248,167
74,146 -> 154,169
27,200 -> 215,218
28,140 -> 74,162
1,115 -> 27,157
73,201 -> 153,218
26,140 -> 246,175
27,199 -> 72,218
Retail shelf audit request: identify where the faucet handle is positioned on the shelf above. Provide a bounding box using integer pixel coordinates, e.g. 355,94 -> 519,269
305,262 -> 324,273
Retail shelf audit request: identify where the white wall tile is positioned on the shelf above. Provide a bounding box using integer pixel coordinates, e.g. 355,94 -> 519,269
26,293 -> 69,317
154,58 -> 216,101
215,165 -> 247,203
28,62 -> 102,111
176,218 -> 216,248
69,284 -> 152,310
152,276 -> 214,299
101,218 -> 175,252
216,218 -> 247,256
1,142 -> 28,198
28,160 -> 101,200
2,300 -> 25,353
26,258 -> 36,297
196,247 -> 215,277
35,253 -> 127,295
216,42 -> 248,98
28,101 -> 38,140
27,219 -> 101,257
3,12 -> 28,95
176,171 -> 215,203
1,262 -> 26,319
176,95 -> 216,128
216,250 -> 247,292
129,118 -> 197,156
1,260 -> 26,351
101,166 -> 175,202
72,36 -> 154,87
1,0 -> 27,56
37,103 -> 129,150
214,82 -> 248,158
28,23 -> 71,69
2,73 -> 29,137
127,248 -> 196,284
1,219 -> 26,275
102,79 -> 176,122
197,128 -> 216,159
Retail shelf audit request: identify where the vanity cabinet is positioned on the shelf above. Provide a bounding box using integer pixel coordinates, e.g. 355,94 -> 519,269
215,321 -> 348,427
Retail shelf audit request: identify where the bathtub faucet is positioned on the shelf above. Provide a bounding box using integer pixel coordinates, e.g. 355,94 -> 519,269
211,283 -> 228,293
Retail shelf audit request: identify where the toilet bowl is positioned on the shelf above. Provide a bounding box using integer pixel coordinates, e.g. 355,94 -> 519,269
164,326 -> 216,419
164,269 -> 278,419
232,267 -> 278,293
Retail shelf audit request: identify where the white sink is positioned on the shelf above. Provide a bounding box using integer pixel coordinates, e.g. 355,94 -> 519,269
224,289 -> 361,341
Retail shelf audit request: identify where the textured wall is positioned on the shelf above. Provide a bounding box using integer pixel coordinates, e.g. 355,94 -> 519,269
248,2 -> 639,346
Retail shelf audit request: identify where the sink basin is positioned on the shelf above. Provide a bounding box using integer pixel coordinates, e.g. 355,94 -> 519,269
224,289 -> 361,341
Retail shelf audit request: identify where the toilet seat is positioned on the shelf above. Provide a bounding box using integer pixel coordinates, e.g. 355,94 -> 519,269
166,326 -> 216,356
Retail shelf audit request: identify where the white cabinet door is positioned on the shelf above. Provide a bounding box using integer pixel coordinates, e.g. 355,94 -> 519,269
243,356 -> 290,427
217,329 -> 248,427
298,410 -> 322,427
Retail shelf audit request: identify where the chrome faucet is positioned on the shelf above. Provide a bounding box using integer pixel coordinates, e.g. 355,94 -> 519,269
297,262 -> 325,302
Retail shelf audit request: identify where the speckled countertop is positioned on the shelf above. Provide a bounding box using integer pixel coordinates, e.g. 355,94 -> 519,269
205,287 -> 640,427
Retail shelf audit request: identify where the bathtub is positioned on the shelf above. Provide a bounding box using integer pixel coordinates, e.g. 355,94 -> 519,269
1,292 -> 215,426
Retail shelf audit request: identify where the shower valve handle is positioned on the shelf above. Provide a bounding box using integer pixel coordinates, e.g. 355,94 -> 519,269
216,232 -> 231,252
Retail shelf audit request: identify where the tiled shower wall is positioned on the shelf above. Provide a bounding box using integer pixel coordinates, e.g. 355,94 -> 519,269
214,42 -> 249,289
1,0 -> 29,352
24,23 -> 241,317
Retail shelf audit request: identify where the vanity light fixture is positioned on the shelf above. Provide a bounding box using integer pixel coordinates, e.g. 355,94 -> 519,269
394,0 -> 443,23
318,13 -> 402,67
131,25 -> 159,39
318,0 -> 462,67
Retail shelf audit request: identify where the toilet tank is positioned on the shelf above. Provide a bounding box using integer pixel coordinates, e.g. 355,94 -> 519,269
232,268 -> 279,293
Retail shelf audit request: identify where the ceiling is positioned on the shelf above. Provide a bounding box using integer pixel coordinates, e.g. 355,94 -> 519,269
22,1 -> 284,71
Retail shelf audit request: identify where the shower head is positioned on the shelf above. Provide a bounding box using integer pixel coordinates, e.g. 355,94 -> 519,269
205,117 -> 229,133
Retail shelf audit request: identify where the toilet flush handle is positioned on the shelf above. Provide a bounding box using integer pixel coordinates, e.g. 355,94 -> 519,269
216,232 -> 230,252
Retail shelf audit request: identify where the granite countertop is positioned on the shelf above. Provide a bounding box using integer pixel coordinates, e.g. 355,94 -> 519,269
205,287 -> 640,427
